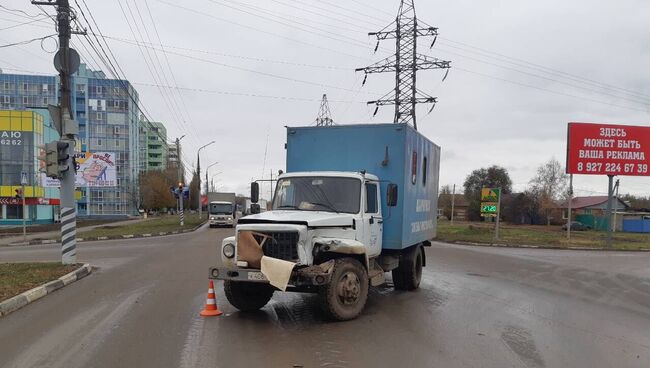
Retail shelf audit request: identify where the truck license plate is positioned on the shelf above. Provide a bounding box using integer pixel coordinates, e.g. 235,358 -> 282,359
247,271 -> 266,281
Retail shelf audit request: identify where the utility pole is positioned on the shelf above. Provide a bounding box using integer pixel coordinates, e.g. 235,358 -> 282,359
21,146 -> 27,244
34,0 -> 84,264
495,188 -> 501,241
567,174 -> 573,241
315,94 -> 334,126
196,141 -> 215,220
175,136 -> 185,226
613,179 -> 620,233
450,184 -> 456,224
606,175 -> 614,249
356,0 -> 450,130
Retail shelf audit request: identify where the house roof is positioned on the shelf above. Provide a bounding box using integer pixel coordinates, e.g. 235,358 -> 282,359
439,193 -> 468,207
564,196 -> 629,209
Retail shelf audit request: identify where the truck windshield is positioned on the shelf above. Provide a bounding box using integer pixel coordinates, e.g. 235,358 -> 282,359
273,177 -> 361,214
209,204 -> 232,214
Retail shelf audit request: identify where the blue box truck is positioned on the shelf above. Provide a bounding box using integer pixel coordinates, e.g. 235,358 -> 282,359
211,123 -> 441,320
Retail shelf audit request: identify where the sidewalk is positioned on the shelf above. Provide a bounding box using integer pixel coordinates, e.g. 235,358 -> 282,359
0,218 -> 149,246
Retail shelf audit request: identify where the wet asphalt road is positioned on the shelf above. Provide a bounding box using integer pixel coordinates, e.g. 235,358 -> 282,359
1,225 -> 649,368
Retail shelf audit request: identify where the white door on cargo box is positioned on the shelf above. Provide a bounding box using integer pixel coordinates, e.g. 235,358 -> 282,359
362,182 -> 382,257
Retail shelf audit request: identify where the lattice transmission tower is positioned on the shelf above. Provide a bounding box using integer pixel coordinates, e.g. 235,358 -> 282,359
356,0 -> 451,130
315,94 -> 335,126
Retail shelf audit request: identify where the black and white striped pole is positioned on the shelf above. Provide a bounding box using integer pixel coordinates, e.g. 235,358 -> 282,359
34,0 -> 84,264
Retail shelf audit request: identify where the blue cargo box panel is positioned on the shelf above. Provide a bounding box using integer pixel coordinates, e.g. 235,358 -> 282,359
286,123 -> 440,250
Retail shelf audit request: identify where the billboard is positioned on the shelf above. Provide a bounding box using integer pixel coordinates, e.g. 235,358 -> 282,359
566,123 -> 650,176
42,151 -> 117,187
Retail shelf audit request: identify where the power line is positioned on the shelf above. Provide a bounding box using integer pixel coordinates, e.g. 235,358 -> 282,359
433,46 -> 650,107
452,66 -> 650,113
133,81 -> 365,102
285,0 -> 650,104
0,4 -> 42,18
203,0 -> 381,51
154,0 -> 370,61
272,0 -> 384,28
69,1 -> 189,173
111,37 -> 379,94
0,34 -> 56,48
438,37 -> 650,101
127,0 -> 196,144
142,0 -> 196,147
10,6 -> 650,110
0,16 -> 49,32
227,0 -> 365,34
11,2 -> 650,118
117,0 -> 197,147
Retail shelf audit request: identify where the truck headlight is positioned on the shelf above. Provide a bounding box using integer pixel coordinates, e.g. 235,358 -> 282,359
223,243 -> 235,258
210,216 -> 215,220
227,216 -> 232,220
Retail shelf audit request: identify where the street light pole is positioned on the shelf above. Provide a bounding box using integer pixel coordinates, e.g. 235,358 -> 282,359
197,141 -> 215,220
211,172 -> 222,192
176,135 -> 185,226
205,162 -> 219,219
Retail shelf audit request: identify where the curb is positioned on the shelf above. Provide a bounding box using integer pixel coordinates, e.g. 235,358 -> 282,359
0,263 -> 93,317
442,240 -> 650,252
8,221 -> 208,246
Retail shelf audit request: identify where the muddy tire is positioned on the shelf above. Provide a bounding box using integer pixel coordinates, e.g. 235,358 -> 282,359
392,244 -> 423,291
224,281 -> 274,312
318,258 -> 369,321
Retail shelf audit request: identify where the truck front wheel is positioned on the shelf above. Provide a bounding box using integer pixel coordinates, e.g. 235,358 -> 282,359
224,281 -> 274,312
319,258 -> 369,321
392,244 -> 423,291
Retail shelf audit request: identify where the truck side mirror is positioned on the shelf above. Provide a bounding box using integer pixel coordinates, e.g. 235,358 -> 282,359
250,203 -> 261,214
387,183 -> 398,207
251,182 -> 259,203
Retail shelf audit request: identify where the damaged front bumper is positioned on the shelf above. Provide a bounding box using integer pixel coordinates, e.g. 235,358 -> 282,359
209,260 -> 335,287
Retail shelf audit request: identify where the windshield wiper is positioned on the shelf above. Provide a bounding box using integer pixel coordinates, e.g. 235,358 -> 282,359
310,202 -> 339,213
277,205 -> 299,209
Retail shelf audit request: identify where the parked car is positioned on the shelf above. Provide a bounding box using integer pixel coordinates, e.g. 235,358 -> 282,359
562,221 -> 591,231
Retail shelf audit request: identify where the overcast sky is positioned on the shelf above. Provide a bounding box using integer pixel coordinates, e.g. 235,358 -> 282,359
2,0 -> 649,199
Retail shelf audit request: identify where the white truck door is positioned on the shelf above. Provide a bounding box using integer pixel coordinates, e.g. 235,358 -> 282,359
362,182 -> 382,257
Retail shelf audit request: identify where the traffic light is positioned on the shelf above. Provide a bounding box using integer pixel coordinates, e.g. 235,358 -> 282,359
15,188 -> 22,199
56,140 -> 71,175
44,141 -> 59,178
39,140 -> 71,179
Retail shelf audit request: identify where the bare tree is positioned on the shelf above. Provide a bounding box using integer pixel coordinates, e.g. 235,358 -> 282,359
529,158 -> 568,225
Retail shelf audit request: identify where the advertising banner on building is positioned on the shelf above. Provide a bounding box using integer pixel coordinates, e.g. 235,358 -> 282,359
42,151 -> 117,187
566,123 -> 650,176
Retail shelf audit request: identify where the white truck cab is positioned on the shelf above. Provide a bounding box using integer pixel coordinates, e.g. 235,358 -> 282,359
212,171 -> 414,321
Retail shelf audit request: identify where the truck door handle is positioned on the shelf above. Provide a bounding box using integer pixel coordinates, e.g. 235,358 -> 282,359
377,219 -> 383,224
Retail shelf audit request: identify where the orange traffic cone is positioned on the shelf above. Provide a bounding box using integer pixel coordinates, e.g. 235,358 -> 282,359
200,280 -> 223,317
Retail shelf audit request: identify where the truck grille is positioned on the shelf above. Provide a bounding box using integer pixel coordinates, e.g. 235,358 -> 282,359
255,231 -> 299,261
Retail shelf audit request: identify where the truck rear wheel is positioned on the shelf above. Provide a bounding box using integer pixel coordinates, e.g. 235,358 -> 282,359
392,244 -> 423,291
224,280 -> 274,312
318,258 -> 369,321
